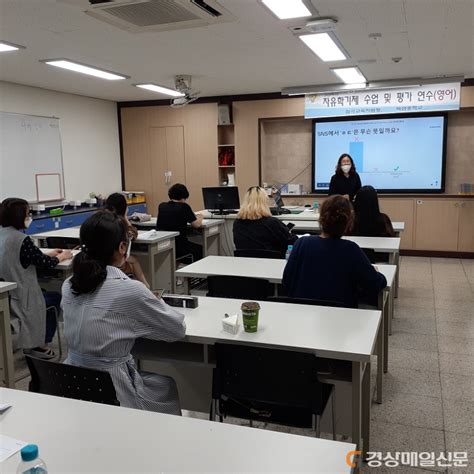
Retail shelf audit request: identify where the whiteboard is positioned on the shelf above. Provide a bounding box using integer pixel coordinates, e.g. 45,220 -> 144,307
0,112 -> 65,202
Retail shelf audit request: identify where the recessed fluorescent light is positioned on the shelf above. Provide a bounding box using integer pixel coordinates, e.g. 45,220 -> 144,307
332,67 -> 367,84
261,0 -> 311,19
300,33 -> 347,62
40,59 -> 128,80
0,41 -> 26,52
135,84 -> 185,97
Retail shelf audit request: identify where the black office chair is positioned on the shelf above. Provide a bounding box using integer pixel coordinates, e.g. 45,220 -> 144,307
207,275 -> 272,301
234,249 -> 282,259
26,356 -> 120,406
268,296 -> 350,308
210,343 -> 336,439
45,237 -> 80,249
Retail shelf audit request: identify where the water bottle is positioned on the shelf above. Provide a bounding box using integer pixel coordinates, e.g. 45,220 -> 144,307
285,245 -> 293,260
313,201 -> 320,218
17,445 -> 48,474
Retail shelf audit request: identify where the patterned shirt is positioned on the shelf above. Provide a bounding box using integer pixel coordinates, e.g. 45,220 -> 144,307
20,236 -> 59,270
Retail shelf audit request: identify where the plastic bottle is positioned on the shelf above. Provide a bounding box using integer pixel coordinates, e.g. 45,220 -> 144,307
285,245 -> 293,260
17,445 -> 48,474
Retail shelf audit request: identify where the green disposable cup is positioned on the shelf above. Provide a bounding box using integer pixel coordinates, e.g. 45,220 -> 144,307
241,301 -> 260,333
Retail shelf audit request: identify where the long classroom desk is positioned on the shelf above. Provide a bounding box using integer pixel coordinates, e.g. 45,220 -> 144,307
0,282 -> 17,388
176,255 -> 396,404
133,296 -> 381,462
135,217 -> 225,257
0,388 -> 355,473
33,227 -> 179,292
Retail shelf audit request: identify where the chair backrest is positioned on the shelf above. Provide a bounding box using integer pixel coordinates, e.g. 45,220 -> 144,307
213,343 -> 324,425
207,275 -> 271,301
26,356 -> 120,406
234,249 -> 282,259
45,237 -> 80,249
268,296 -> 350,308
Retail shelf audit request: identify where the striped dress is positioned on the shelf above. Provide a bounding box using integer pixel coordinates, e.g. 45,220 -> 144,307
61,266 -> 186,415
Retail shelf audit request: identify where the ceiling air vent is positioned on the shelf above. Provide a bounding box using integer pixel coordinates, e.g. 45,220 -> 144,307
81,0 -> 235,32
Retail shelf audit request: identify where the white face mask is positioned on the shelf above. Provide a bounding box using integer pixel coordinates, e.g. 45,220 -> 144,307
24,217 -> 32,228
341,164 -> 351,173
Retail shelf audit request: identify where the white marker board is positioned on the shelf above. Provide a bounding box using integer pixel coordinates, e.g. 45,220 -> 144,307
0,112 -> 65,202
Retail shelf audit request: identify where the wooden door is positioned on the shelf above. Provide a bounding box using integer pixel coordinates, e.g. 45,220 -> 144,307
149,127 -> 169,212
379,198 -> 415,249
165,126 -> 186,186
458,201 -> 474,252
414,200 -> 460,251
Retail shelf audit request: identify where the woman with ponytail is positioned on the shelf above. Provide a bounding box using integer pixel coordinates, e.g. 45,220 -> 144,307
62,211 -> 186,414
282,195 -> 386,307
0,198 -> 72,359
104,193 -> 149,288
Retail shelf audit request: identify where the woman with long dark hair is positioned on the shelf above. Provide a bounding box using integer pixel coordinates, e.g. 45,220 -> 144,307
328,153 -> 362,201
352,185 -> 395,262
105,192 -> 149,288
62,211 -> 186,414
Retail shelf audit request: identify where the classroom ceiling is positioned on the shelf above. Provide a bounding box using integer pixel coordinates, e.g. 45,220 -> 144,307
0,0 -> 473,102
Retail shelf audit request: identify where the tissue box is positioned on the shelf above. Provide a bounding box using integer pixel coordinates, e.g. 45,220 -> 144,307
222,314 -> 239,335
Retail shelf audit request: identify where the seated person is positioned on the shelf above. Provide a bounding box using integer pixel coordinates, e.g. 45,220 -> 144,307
282,195 -> 387,308
62,211 -> 186,415
0,197 -> 72,359
156,183 -> 203,262
233,186 -> 297,258
105,193 -> 150,288
351,185 -> 395,263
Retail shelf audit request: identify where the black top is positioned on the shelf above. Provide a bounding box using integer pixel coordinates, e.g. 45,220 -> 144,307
328,173 -> 362,201
20,236 -> 59,270
233,217 -> 298,258
282,236 -> 387,308
156,201 -> 196,239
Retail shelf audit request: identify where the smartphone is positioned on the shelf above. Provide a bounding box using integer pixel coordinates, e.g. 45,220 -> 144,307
153,288 -> 165,299
286,222 -> 295,231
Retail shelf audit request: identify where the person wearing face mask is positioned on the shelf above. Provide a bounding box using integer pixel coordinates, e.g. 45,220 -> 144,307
105,193 -> 150,288
328,153 -> 362,201
0,197 -> 73,359
62,211 -> 186,414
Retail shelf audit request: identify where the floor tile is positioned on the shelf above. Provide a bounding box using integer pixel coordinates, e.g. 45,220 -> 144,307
435,300 -> 474,312
371,392 -> 443,430
384,366 -> 441,398
395,307 -> 436,319
438,335 -> 474,356
441,373 -> 474,403
392,317 -> 437,336
367,421 -> 445,472
398,287 -> 435,299
445,432 -> 474,474
395,297 -> 435,310
437,320 -> 474,338
435,307 -> 474,322
439,353 -> 474,376
390,333 -> 438,353
444,399 -> 474,436
389,348 -> 440,373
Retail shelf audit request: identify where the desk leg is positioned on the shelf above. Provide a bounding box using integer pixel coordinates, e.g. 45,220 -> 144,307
0,293 -> 15,388
390,252 -> 400,299
385,289 -> 393,373
352,361 -> 362,464
202,226 -> 222,257
376,291 -> 385,404
362,361 -> 371,458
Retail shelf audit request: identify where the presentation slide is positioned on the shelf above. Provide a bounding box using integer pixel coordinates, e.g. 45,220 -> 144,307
313,115 -> 446,192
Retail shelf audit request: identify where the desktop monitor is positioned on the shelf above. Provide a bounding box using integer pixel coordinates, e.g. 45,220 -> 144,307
202,186 -> 240,214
